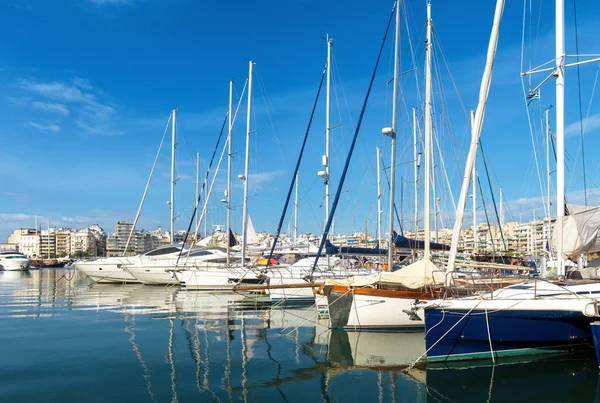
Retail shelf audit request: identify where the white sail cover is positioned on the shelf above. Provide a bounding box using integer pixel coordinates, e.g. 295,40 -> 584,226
326,258 -> 443,290
552,204 -> 600,257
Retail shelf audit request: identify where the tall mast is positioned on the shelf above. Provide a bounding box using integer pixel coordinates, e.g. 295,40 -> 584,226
555,0 -> 565,277
546,106 -> 551,223
227,80 -> 233,265
432,141 -> 438,242
545,106 -> 552,256
376,147 -> 382,248
447,0 -> 504,275
170,109 -> 176,242
294,171 -> 299,246
499,187 -> 504,228
241,61 -> 254,267
413,108 -> 419,240
324,35 -> 333,231
471,110 -> 477,253
195,152 -> 200,238
424,1 -> 433,260
386,0 -> 401,271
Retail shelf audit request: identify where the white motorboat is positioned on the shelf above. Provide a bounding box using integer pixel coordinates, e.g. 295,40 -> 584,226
0,251 -> 31,271
73,244 -> 186,284
175,264 -> 268,290
124,247 -> 232,285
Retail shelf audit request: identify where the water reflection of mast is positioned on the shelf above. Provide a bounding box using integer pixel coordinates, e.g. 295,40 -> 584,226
201,314 -> 218,400
124,312 -> 157,402
168,318 -> 179,403
224,305 -> 233,403
241,313 -> 249,403
264,324 -> 289,402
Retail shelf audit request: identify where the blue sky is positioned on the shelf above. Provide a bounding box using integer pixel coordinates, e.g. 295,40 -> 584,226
1,0 -> 600,241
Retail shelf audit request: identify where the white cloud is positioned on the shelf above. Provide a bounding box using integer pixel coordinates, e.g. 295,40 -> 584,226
26,121 -> 60,132
31,101 -> 69,116
0,213 -> 33,222
251,170 -> 287,185
18,79 -> 95,104
565,113 -> 600,136
17,77 -> 121,135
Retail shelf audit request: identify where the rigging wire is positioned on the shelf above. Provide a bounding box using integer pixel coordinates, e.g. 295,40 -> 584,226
176,80 -> 248,261
380,153 -> 403,234
479,141 -> 507,252
572,0 -> 587,206
519,0 -> 549,220
263,68 -> 327,269
310,0 -> 396,277
477,175 -> 497,257
122,113 -> 172,255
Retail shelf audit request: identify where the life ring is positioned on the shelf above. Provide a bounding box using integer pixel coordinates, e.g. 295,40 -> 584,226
382,263 -> 389,271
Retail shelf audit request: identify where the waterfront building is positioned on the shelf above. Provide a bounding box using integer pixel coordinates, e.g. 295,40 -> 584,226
39,229 -> 57,258
55,230 -> 71,257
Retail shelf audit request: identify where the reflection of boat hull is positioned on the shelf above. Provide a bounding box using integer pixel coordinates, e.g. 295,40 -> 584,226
328,330 -> 424,368
425,355 -> 599,402
326,286 -> 429,331
424,298 -> 597,363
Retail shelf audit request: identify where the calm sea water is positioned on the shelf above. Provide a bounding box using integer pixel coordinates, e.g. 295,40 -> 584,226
0,268 -> 598,402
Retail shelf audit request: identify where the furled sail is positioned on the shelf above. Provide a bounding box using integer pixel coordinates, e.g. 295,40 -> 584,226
392,231 -> 450,251
325,240 -> 387,256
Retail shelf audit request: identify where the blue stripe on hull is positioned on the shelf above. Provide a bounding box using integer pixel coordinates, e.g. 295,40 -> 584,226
424,308 -> 593,363
271,297 -> 315,305
590,322 -> 600,367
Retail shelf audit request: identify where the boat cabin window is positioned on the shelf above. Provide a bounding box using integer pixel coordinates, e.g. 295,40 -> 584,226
189,250 -> 214,257
145,246 -> 181,256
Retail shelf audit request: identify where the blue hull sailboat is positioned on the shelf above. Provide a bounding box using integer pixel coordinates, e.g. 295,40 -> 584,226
421,287 -> 599,363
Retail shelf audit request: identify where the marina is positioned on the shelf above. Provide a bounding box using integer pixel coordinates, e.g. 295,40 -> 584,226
4,0 -> 600,400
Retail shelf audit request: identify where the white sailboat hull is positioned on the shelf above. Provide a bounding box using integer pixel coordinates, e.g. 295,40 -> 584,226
327,290 -> 425,331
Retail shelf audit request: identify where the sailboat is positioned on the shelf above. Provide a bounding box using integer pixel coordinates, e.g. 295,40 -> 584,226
319,0 -> 531,331
75,111 -> 180,284
176,61 -> 269,290
320,1 -> 455,331
419,0 -> 600,364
